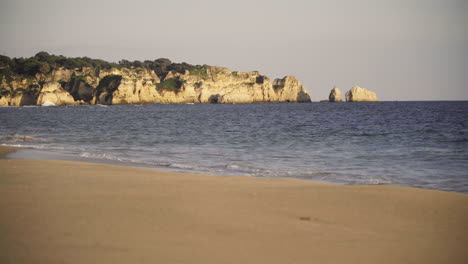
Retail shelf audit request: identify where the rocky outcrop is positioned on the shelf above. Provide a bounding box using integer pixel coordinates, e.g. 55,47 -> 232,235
345,86 -> 378,102
41,100 -> 56,106
88,66 -> 310,105
0,90 -> 37,106
165,68 -> 312,104
109,69 -> 161,104
272,76 -> 311,103
36,82 -> 77,106
328,87 -> 343,102
0,64 -> 311,106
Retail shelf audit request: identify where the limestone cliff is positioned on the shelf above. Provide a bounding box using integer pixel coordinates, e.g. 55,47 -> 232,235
36,82 -> 78,106
0,64 -> 311,106
345,86 -> 378,102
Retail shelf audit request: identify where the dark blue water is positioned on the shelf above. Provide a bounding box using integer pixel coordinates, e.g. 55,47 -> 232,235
1,102 -> 467,193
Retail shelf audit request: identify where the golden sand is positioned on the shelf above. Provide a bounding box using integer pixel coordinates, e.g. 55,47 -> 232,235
1,146 -> 467,263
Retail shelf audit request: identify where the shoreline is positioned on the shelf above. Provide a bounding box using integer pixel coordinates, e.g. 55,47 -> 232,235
4,144 -> 467,194
1,146 -> 467,263
1,101 -> 467,107
0,145 -> 17,157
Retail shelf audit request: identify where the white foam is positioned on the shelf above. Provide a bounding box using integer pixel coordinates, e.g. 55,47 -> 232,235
41,100 -> 56,106
0,134 -> 39,143
368,177 -> 392,185
3,143 -> 66,151
79,152 -> 124,162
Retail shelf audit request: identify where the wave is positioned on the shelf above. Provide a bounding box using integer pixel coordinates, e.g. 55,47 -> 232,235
225,163 -> 336,179
78,151 -> 219,173
225,163 -> 273,175
79,152 -> 125,161
286,171 -> 334,179
1,143 -> 67,151
367,177 -> 393,185
0,134 -> 40,143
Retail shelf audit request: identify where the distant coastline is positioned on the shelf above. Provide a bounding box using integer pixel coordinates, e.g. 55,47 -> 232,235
0,52 -> 311,106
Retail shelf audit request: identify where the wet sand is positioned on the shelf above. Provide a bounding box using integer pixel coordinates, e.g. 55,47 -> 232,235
0,146 -> 467,263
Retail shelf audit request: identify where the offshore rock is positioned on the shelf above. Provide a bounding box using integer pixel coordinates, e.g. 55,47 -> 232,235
328,87 -> 343,102
345,86 -> 378,102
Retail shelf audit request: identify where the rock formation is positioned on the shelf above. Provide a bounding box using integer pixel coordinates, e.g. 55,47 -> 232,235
36,82 -> 77,106
41,100 -> 56,106
0,58 -> 311,106
345,86 -> 378,102
328,87 -> 343,102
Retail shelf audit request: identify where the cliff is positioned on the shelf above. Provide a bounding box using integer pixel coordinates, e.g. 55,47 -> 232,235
0,53 -> 311,106
345,86 -> 378,102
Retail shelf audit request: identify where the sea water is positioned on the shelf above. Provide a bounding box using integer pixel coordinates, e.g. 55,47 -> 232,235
1,102 -> 467,193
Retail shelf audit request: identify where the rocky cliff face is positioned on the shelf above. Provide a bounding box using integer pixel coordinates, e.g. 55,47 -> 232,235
328,87 -> 343,102
0,66 -> 311,106
345,86 -> 378,102
36,82 -> 78,106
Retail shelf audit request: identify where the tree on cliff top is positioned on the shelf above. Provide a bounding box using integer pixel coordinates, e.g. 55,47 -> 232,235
2,52 -> 204,79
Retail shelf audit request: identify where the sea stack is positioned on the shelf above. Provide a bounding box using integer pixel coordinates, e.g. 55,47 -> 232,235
345,85 -> 378,102
328,87 -> 343,102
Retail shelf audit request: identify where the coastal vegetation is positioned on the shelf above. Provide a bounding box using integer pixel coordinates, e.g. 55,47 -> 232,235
273,84 -> 284,91
96,75 -> 122,94
156,77 -> 186,93
188,66 -> 209,79
0,52 -> 206,80
0,52 -> 117,77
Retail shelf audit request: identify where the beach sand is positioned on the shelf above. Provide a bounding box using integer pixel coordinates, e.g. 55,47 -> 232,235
0,146 -> 467,263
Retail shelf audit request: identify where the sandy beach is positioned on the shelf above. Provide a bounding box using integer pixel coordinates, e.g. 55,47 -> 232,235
0,146 -> 467,264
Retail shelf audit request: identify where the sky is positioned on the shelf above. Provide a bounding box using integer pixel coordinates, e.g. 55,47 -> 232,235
0,0 -> 467,101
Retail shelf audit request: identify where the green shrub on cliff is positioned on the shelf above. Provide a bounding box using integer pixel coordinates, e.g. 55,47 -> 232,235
156,77 -> 185,92
68,75 -> 87,88
1,57 -> 17,74
0,52 -> 121,78
150,58 -> 172,77
11,58 -> 41,76
189,66 -> 209,78
0,69 -> 13,88
273,84 -> 284,91
0,87 -> 10,96
194,81 -> 203,88
2,52 -> 208,83
0,55 -> 12,68
96,75 -> 122,94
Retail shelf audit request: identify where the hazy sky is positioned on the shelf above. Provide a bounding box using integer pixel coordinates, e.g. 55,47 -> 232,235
1,0 -> 467,101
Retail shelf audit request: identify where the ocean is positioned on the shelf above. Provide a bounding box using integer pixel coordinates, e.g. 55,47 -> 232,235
1,101 -> 467,193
